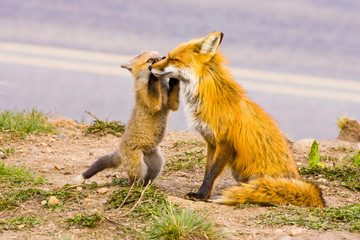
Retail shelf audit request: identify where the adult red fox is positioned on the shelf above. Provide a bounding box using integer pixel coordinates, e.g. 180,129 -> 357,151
77,51 -> 180,185
151,32 -> 325,207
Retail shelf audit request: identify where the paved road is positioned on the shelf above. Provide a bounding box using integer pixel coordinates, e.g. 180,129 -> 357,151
0,0 -> 359,140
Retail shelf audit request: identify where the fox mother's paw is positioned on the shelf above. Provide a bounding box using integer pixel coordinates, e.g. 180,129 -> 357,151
185,192 -> 208,201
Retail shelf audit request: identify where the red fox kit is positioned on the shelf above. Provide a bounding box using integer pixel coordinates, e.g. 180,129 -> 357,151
151,32 -> 325,207
77,51 -> 180,185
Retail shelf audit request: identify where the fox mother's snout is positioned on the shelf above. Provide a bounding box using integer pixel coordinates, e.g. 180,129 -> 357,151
148,65 -> 152,71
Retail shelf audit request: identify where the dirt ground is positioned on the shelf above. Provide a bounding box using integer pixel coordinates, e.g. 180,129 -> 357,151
1,117 -> 360,240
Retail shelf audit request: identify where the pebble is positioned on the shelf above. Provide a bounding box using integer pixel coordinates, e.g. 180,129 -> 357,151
38,169 -> 49,173
58,133 -> 65,138
273,229 -> 284,235
97,187 -> 109,194
289,227 -> 304,236
76,186 -> 83,192
48,196 -> 60,206
41,200 -> 47,206
292,139 -> 316,153
54,164 -> 65,170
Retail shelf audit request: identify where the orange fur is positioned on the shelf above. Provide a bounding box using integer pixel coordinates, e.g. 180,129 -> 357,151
151,32 -> 325,207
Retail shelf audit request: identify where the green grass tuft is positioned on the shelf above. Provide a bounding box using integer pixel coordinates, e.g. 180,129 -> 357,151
300,166 -> 360,191
84,111 -> 125,136
66,213 -> 102,228
255,204 -> 360,232
144,203 -> 221,240
0,216 -> 43,230
336,115 -> 351,130
166,148 -> 205,171
107,184 -> 167,217
0,161 -> 44,186
0,109 -> 56,137
0,198 -> 18,211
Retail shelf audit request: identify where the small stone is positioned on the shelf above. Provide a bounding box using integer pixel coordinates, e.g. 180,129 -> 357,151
58,133 -> 65,138
292,139 -> 316,153
97,187 -> 109,194
38,169 -> 48,173
89,152 -> 94,156
71,157 -> 77,161
41,200 -> 47,206
41,142 -> 48,147
17,224 -> 25,229
289,228 -> 304,236
45,148 -> 52,153
54,164 -> 65,170
48,196 -> 60,206
274,229 -> 284,235
76,186 -> 83,192
317,178 -> 327,183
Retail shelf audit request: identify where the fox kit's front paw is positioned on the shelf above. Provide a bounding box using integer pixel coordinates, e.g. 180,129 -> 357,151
185,192 -> 208,201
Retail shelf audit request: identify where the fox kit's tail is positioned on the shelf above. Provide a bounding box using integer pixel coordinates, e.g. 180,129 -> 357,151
75,151 -> 121,182
213,176 -> 325,207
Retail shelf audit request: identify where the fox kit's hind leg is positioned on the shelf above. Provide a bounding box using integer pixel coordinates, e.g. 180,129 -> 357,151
121,148 -> 148,185
143,147 -> 164,185
187,144 -> 234,200
77,151 -> 121,182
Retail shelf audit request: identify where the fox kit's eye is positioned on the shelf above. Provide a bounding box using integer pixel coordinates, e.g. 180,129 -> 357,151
162,56 -> 166,59
147,58 -> 153,63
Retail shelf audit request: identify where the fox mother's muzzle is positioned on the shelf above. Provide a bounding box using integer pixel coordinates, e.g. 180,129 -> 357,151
148,56 -> 166,71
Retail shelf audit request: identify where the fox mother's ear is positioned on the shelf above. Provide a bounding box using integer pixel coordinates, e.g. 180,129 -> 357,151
200,31 -> 224,55
121,62 -> 132,71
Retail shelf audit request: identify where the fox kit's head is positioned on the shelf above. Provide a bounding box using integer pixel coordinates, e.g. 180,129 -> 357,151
151,32 -> 224,83
121,51 -> 164,82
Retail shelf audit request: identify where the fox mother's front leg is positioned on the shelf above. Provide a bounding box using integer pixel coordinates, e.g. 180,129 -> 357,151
186,144 -> 234,201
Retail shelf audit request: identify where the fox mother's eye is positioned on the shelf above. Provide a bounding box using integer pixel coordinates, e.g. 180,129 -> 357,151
146,58 -> 153,63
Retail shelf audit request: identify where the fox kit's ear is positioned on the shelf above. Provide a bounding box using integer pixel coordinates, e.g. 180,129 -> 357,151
121,62 -> 133,72
200,32 -> 224,55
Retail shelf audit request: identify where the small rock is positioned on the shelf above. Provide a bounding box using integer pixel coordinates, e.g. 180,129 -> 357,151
289,227 -> 304,236
45,147 -> 52,153
38,169 -> 48,173
41,142 -> 48,147
54,164 -> 65,170
317,178 -> 327,183
274,229 -> 284,235
71,157 -> 77,161
17,224 -> 25,229
283,133 -> 294,147
48,196 -> 60,206
58,133 -> 65,138
97,187 -> 109,194
292,139 -> 316,153
41,200 -> 47,206
76,186 -> 83,192
89,152 -> 94,156
106,172 -> 121,178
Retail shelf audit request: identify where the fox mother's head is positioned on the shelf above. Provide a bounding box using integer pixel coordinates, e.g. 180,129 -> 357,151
151,32 -> 224,83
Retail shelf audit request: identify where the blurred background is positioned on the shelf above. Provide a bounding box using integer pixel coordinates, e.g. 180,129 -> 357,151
0,0 -> 359,140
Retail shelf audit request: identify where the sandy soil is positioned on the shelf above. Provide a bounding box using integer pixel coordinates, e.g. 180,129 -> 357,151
1,118 -> 360,240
